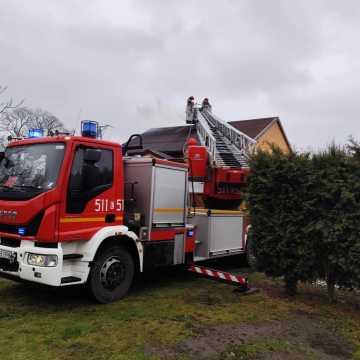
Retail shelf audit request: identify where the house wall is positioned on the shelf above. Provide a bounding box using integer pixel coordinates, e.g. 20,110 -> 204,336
256,121 -> 290,153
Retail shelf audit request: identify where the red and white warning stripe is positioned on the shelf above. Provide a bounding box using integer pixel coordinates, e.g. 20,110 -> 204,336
188,265 -> 247,286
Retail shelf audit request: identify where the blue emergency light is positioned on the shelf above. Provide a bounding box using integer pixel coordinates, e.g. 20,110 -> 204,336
18,227 -> 26,236
81,120 -> 98,138
28,129 -> 44,138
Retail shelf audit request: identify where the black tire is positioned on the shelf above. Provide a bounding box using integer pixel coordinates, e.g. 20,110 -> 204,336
87,246 -> 135,303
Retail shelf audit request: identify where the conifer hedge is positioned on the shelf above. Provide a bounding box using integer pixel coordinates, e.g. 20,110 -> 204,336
246,144 -> 360,301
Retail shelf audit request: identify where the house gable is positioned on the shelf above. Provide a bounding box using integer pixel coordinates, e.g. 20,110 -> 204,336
229,117 -> 291,153
256,120 -> 290,153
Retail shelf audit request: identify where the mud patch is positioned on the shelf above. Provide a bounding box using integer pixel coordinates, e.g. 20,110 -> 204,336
308,334 -> 352,358
148,312 -> 354,360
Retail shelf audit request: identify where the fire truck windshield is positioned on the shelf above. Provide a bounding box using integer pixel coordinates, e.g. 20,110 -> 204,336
0,143 -> 65,197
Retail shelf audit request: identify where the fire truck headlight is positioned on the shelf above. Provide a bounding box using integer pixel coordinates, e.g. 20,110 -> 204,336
27,253 -> 58,267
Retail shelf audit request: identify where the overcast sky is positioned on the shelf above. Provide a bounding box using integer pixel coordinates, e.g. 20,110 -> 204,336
1,0 -> 360,151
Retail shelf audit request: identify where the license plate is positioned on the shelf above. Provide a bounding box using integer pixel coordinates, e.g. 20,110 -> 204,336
0,249 -> 14,261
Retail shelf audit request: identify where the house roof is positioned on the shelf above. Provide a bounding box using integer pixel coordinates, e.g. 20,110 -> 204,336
228,117 -> 277,139
139,116 -> 290,156
140,125 -> 198,156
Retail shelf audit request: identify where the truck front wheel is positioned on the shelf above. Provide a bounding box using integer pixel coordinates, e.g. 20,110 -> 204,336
87,246 -> 135,303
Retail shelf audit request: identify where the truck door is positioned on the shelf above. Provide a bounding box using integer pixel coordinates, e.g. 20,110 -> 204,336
58,143 -> 123,242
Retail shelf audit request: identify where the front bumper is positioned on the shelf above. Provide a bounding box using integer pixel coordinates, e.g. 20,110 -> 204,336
0,240 -> 89,286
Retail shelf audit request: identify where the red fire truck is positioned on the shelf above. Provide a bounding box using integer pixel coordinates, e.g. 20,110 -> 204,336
0,103 -> 254,303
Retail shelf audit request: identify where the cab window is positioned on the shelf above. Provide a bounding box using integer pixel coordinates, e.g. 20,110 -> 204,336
67,146 -> 113,213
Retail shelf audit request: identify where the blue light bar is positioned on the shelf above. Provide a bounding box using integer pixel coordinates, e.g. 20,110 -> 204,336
81,120 -> 98,138
28,129 -> 44,138
187,230 -> 194,237
18,227 -> 26,236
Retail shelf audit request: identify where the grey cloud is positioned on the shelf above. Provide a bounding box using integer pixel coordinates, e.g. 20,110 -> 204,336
1,0 -> 360,149
66,25 -> 163,56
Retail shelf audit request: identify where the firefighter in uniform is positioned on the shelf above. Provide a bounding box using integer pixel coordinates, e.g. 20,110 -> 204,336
201,98 -> 212,112
186,96 -> 195,124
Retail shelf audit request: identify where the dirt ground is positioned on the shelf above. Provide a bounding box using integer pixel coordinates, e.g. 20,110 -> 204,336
149,310 -> 354,359
0,258 -> 358,360
143,261 -> 358,360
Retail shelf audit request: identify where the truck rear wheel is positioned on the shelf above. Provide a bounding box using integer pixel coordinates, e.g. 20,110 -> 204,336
87,246 -> 135,303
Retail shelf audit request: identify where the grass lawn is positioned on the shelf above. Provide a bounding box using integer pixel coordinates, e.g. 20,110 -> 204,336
0,257 -> 359,360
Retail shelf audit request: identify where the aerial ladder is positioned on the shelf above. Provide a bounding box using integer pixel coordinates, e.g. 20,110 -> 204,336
185,99 -> 256,208
198,108 -> 254,168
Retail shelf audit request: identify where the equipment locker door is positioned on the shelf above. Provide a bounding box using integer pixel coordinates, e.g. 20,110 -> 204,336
152,165 -> 187,226
209,215 -> 243,256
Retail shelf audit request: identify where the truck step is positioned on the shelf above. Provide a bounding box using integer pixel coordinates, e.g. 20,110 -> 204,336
61,276 -> 82,284
63,254 -> 83,260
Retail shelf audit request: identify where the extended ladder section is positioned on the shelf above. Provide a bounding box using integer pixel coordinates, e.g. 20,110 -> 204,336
196,109 -> 256,168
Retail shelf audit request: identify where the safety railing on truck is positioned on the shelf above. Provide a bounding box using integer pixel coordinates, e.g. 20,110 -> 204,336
202,110 -> 256,151
196,109 -> 218,165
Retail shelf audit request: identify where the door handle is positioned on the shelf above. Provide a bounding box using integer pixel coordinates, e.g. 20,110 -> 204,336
105,214 -> 116,223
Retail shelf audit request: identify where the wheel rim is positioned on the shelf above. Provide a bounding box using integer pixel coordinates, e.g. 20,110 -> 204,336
100,257 -> 126,290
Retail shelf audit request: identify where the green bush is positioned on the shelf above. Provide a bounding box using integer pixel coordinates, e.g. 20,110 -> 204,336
247,147 -> 316,295
311,145 -> 360,301
246,143 -> 360,300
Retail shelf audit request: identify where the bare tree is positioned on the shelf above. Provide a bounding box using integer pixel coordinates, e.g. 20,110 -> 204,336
0,107 -> 68,141
0,86 -> 66,149
0,86 -> 23,117
0,85 -> 24,149
30,108 -> 68,134
0,107 -> 68,151
0,107 -> 32,138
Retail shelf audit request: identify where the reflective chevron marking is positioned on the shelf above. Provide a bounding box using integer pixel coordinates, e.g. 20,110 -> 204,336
188,265 -> 247,286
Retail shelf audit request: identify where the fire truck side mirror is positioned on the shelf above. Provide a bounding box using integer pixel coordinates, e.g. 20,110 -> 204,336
84,149 -> 101,163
